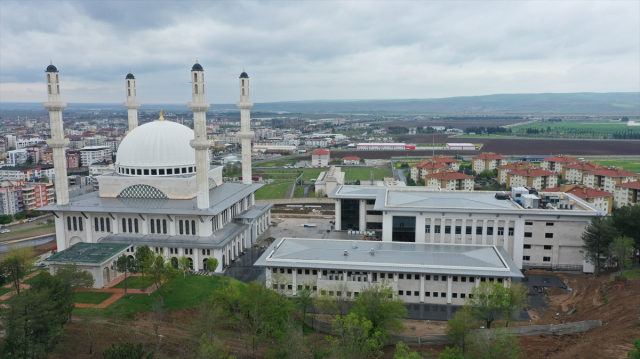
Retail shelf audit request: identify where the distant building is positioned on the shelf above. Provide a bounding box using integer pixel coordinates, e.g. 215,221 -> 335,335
342,156 -> 360,165
562,162 -> 602,183
315,166 -> 345,196
410,156 -> 460,182
583,168 -> 639,193
66,152 -> 80,169
357,143 -> 415,150
497,162 -> 536,185
446,143 -> 478,150
312,148 -> 330,167
541,184 -> 613,213
425,171 -> 474,191
304,138 -> 330,148
540,155 -> 581,174
6,149 -> 29,166
0,180 -> 55,213
614,181 -> 640,207
0,186 -> 23,215
80,146 -> 112,166
507,168 -> 558,190
472,153 -> 508,173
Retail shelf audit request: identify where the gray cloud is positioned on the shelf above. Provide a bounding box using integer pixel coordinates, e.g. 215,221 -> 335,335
1,1 -> 638,104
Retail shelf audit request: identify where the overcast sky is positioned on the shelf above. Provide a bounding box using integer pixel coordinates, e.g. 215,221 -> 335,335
1,1 -> 638,104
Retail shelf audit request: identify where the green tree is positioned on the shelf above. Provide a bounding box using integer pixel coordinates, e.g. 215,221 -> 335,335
134,245 -> 153,277
394,341 -> 429,358
294,281 -> 315,322
466,282 -> 509,329
581,215 -> 619,273
206,257 -> 219,275
178,255 -> 190,278
351,282 -> 407,341
115,255 -> 137,294
327,313 -> 383,359
14,212 -> 27,220
193,334 -> 236,359
611,205 -> 640,256
0,245 -> 35,295
610,236 -> 634,270
468,327 -> 526,359
445,307 -> 474,352
0,214 -> 14,224
103,342 -> 154,359
142,253 -> 179,306
503,283 -> 529,327
55,264 -> 94,322
629,338 -> 640,359
439,346 -> 464,359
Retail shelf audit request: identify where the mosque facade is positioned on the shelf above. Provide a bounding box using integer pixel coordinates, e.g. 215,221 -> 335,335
43,62 -> 271,273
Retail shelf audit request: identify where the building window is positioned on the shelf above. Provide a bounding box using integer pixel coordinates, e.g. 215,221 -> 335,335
163,219 -> 167,234
425,225 -> 430,233
106,219 -> 110,232
525,221 -> 533,225
461,293 -> 466,299
498,227 -> 504,235
546,222 -> 554,226
453,276 -> 458,282
433,292 -> 438,298
179,220 -> 184,235
425,275 -> 431,280
122,218 -> 127,232
508,228 -> 514,236
524,232 -> 532,238
544,245 -> 552,250
434,225 -> 441,234
399,274 -> 404,279
366,199 -> 375,205
476,226 -> 483,235
134,219 -> 139,233
487,227 -> 494,235
67,217 -> 72,231
434,275 -> 438,281
524,244 -> 531,249
455,226 -> 461,234
398,290 -> 404,296
73,217 -> 77,231
78,218 -> 83,232
543,257 -> 551,262
442,276 -> 447,281
128,218 -> 133,233
191,220 -> 196,235
445,226 -> 451,234
466,226 -> 472,234
452,293 -> 458,298
94,217 -> 99,231
469,277 -> 475,283
406,274 -> 412,280
461,277 -> 467,282
545,233 -> 553,238
425,292 -> 430,297
100,218 -> 105,232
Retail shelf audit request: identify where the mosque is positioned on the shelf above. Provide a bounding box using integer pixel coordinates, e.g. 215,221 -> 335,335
42,61 -> 271,284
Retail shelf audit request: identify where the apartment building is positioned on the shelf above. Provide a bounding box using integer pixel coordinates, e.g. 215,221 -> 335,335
583,168 -> 639,193
409,156 -> 460,182
540,155 -> 581,174
312,148 -> 330,166
6,149 -> 28,166
541,184 -> 613,213
614,181 -> 640,207
342,156 -> 360,165
66,152 -> 80,168
21,183 -> 55,211
0,186 -> 23,215
507,168 -> 558,190
497,162 -> 536,184
425,171 -> 474,191
80,146 -> 112,166
562,162 -> 601,183
472,153 -> 508,173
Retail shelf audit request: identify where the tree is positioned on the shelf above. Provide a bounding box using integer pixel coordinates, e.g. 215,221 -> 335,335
629,338 -> 640,359
82,310 -> 101,354
503,283 -> 529,327
294,281 -> 315,322
193,335 -> 236,359
134,245 -> 153,276
206,257 -> 219,275
313,282 -> 351,318
351,282 -> 406,341
466,282 -> 510,329
445,307 -> 474,352
327,313 -> 383,359
0,245 -> 35,295
116,255 -> 137,294
55,264 -> 94,322
316,189 -> 325,198
40,175 -> 49,183
178,255 -> 190,279
278,316 -> 310,359
439,346 -> 464,359
14,212 -> 27,220
581,215 -> 619,273
467,327 -> 525,359
103,342 -> 154,359
151,298 -> 164,353
394,341 -> 429,358
611,205 -> 640,256
0,214 -> 13,224
610,236 -> 634,270
142,253 -> 179,306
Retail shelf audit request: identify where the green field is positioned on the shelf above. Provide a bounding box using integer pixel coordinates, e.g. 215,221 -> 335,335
112,275 -> 152,290
74,292 -> 114,304
23,272 -> 46,285
254,157 -> 301,168
72,275 -> 243,319
254,180 -> 293,200
595,160 -> 640,173
0,286 -> 14,297
0,223 -> 55,237
620,268 -> 640,279
509,120 -> 640,139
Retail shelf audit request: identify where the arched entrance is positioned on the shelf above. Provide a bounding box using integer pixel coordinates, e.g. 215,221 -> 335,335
222,255 -> 226,268
188,258 -> 193,270
69,236 -> 82,246
203,258 -> 208,270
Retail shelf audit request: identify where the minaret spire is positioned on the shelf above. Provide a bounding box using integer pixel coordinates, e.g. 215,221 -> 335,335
124,71 -> 141,133
237,70 -> 253,185
43,62 -> 70,206
188,60 -> 212,209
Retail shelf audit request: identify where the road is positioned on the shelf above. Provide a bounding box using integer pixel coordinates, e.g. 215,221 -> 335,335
0,235 -> 55,254
0,216 -> 55,244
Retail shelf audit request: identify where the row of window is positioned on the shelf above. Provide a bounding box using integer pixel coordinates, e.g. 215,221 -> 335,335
122,218 -> 139,233
150,219 -> 168,234
524,232 -> 553,238
525,221 -> 555,226
398,291 -> 472,299
179,220 -> 197,236
94,217 -> 111,233
273,268 -> 503,284
425,225 -> 514,236
118,166 -> 195,176
523,244 -> 553,250
66,216 -> 84,232
523,256 -> 551,262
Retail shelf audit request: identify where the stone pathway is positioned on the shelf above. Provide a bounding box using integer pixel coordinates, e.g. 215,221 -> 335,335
0,270 -> 42,301
74,273 -> 159,308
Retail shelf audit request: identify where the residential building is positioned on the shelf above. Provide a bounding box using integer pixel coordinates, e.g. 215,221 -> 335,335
304,138 -> 330,148
425,171 -> 474,191
583,168 -> 639,193
80,146 -> 112,166
66,152 -> 80,168
562,162 -> 602,183
507,168 -> 558,190
312,148 -> 330,166
472,152 -> 508,173
614,181 -> 640,207
0,186 -> 23,215
0,166 -> 43,181
497,162 -> 536,184
21,183 -> 55,211
315,166 -> 345,196
410,156 -> 460,182
6,149 -> 29,166
540,184 -> 613,213
342,156 -> 360,165
540,155 -> 581,174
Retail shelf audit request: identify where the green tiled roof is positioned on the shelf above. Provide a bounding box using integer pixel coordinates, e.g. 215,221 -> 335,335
45,242 -> 130,264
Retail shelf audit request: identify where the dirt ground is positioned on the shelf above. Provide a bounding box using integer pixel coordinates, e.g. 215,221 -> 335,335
45,270 -> 640,358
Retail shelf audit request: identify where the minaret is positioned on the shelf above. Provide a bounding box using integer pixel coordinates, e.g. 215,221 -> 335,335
236,70 -> 254,185
124,71 -> 141,133
43,62 -> 70,205
187,60 -> 212,209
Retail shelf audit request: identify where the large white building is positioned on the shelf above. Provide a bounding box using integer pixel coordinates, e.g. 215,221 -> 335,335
80,146 -> 112,166
43,63 -> 272,282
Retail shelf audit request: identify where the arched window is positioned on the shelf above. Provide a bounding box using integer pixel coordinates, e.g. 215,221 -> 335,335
134,219 -> 139,233
57,85 -> 60,93
72,217 -> 77,231
106,219 -> 110,232
95,217 -> 99,231
242,88 -> 245,96
191,220 -> 196,235
79,218 -> 83,232
194,84 -> 198,94
47,74 -> 51,82
185,220 -> 190,235
242,79 -> 244,86
179,220 -> 183,235
48,85 -> 51,94
128,218 -> 132,233
100,218 -> 105,232
67,217 -> 72,231
128,89 -> 131,96
162,219 -> 167,234
194,73 -> 197,82
222,255 -> 226,267
150,219 -> 155,234
122,218 -> 127,232
202,84 -> 205,93
56,74 -> 58,82
128,80 -> 131,87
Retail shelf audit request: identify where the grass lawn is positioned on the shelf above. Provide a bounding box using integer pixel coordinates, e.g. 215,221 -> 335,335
72,274 -> 244,319
0,286 -> 14,297
595,160 -> 640,174
0,223 -> 55,237
23,272 -> 46,285
74,292 -> 114,304
112,275 -> 153,290
620,268 -> 640,279
294,185 -> 306,198
255,180 -> 293,200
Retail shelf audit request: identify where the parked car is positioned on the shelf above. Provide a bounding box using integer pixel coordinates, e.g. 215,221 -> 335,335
28,218 -> 36,222
1,229 -> 11,234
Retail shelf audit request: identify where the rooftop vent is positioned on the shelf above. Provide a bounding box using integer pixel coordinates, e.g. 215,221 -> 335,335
351,242 -> 358,249
369,248 -> 377,256
344,250 -> 348,256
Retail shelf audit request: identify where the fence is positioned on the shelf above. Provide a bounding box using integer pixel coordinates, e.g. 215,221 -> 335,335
304,316 -> 602,345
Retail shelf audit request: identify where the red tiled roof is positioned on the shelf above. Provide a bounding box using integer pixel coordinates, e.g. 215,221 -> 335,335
563,162 -> 599,170
472,153 -> 507,160
498,162 -> 535,170
343,156 -> 360,160
541,186 -> 612,199
312,149 -> 330,155
585,168 -> 638,177
509,169 -> 557,177
616,181 -> 640,190
420,163 -> 450,169
541,156 -> 580,163
431,156 -> 460,163
425,172 -> 473,180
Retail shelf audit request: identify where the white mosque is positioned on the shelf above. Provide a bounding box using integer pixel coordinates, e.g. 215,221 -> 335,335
43,61 -> 271,281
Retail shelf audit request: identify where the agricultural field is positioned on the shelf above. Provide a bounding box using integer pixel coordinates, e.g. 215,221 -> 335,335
254,180 -> 293,200
587,160 -> 640,173
510,120 -> 640,139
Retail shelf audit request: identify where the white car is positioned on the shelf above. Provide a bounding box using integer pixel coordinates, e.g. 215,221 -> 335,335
1,229 -> 10,234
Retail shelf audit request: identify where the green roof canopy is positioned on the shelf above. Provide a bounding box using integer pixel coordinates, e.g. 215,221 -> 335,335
45,242 -> 130,264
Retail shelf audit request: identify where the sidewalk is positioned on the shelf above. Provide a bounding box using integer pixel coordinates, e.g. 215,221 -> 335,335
0,270 -> 42,301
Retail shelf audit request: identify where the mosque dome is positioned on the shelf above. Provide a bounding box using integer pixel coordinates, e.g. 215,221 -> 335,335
192,62 -> 203,71
125,72 -> 135,79
46,63 -> 58,72
115,117 -> 198,176
239,71 -> 249,78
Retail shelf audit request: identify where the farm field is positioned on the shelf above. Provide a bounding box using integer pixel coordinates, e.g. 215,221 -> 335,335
509,120 -> 640,139
254,180 -> 293,200
589,160 -> 640,173
381,119 -> 526,130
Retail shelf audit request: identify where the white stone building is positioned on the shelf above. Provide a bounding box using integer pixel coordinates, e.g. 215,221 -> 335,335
80,146 -> 112,166
312,148 -> 330,166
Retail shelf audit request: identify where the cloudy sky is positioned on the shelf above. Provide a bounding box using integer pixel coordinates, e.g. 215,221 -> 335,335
1,1 -> 638,104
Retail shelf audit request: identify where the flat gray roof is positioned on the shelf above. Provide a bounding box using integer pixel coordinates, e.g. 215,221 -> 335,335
45,242 -> 130,265
42,182 -> 262,216
235,203 -> 272,219
255,238 -> 523,277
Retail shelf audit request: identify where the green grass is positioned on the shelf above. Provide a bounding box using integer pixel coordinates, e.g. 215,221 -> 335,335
509,120 -> 640,139
72,274 -> 244,319
0,223 -> 55,237
0,286 -> 14,297
112,275 -> 152,290
74,292 -> 114,304
294,185 -> 306,198
255,180 -> 293,200
594,160 -> 640,174
23,272 -> 46,285
620,268 -> 640,279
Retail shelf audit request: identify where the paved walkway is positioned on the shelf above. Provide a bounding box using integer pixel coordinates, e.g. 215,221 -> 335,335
74,273 -> 159,308
0,270 -> 42,301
